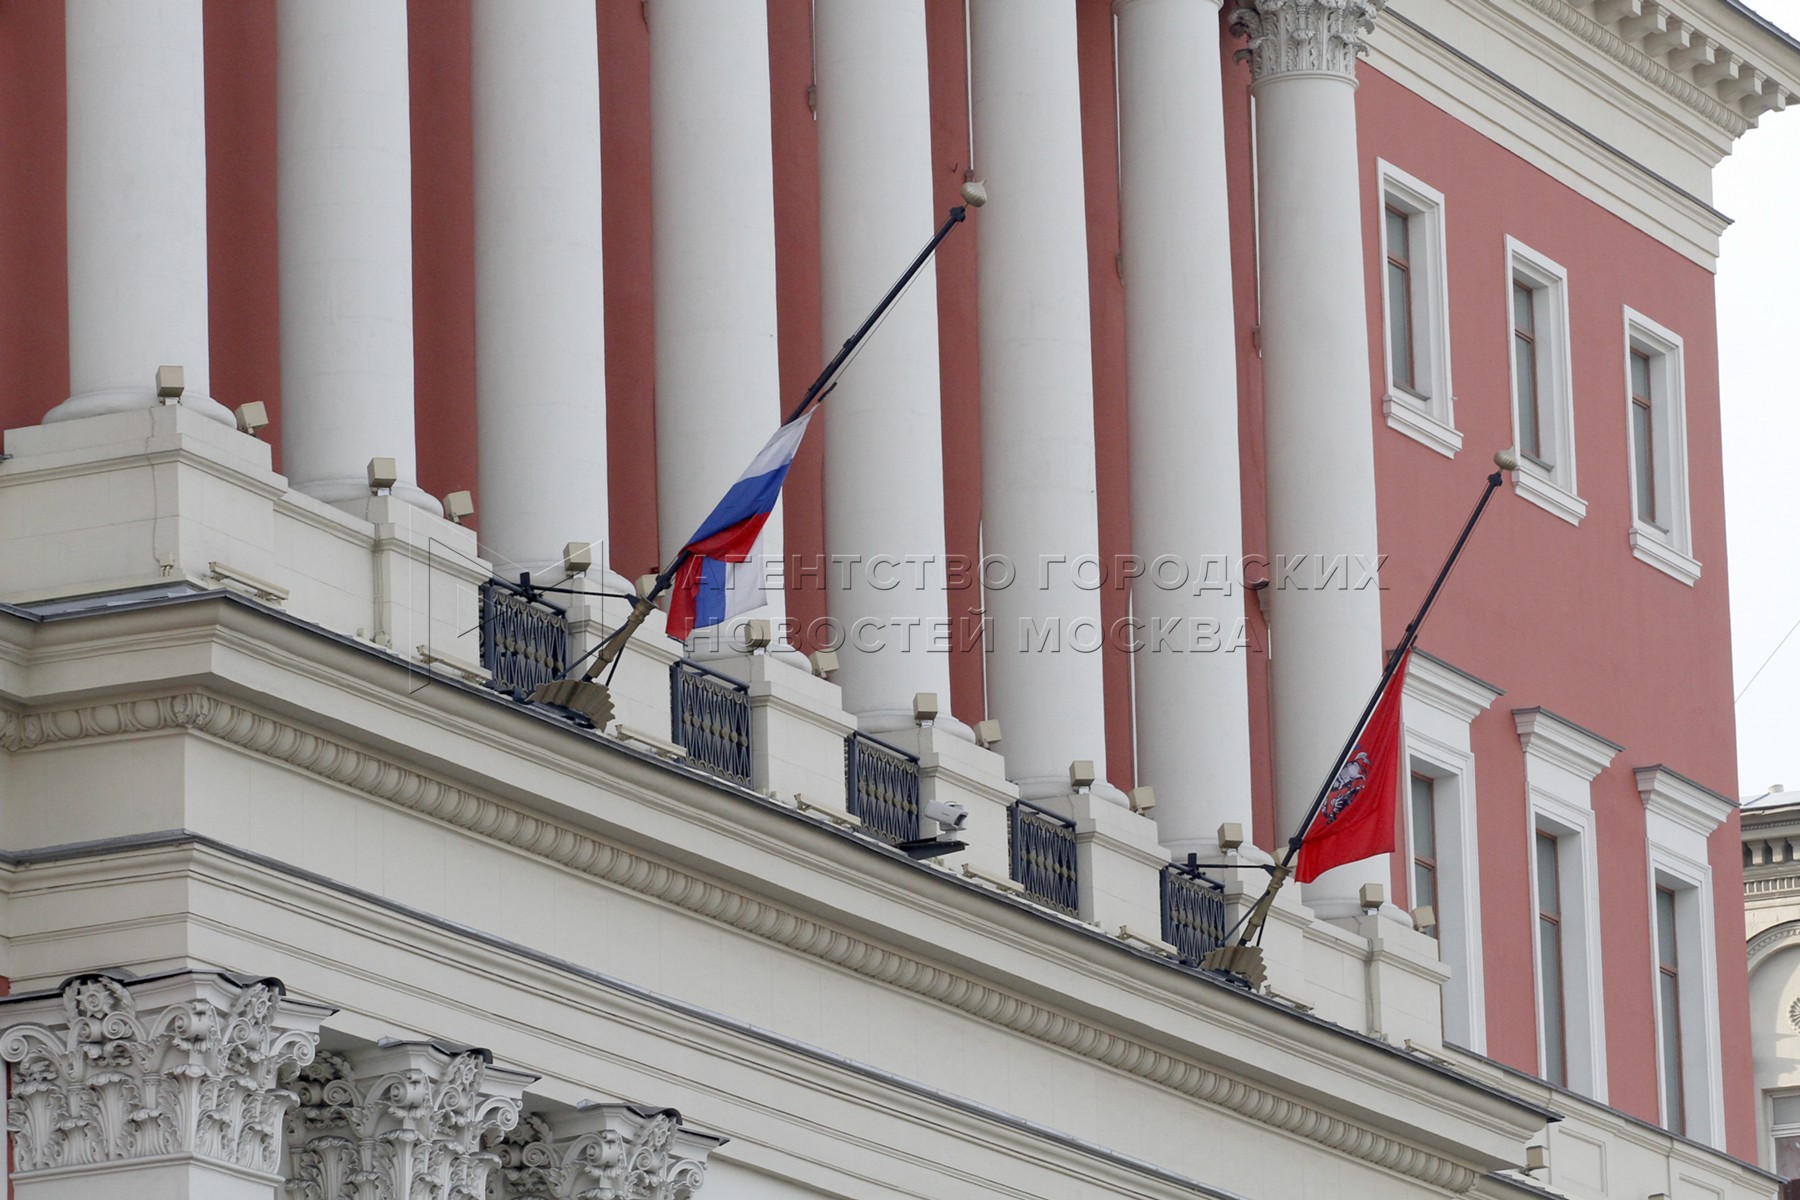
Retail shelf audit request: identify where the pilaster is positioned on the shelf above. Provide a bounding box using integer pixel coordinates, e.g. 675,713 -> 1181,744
488,1104 -> 726,1199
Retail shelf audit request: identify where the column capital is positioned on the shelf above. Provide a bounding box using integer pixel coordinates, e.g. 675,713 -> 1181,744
0,970 -> 333,1179
489,1103 -> 728,1199
1229,0 -> 1381,82
285,1039 -> 534,1199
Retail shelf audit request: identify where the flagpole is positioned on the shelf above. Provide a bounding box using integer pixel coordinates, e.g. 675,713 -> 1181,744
1205,451 -> 1517,976
533,188 -> 987,722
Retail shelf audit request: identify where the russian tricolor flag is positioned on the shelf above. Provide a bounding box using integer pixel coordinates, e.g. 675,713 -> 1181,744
666,410 -> 816,640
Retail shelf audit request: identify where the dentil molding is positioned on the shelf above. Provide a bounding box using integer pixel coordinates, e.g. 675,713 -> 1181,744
0,692 -> 1482,1192
0,971 -> 332,1179
1231,0 -> 1382,81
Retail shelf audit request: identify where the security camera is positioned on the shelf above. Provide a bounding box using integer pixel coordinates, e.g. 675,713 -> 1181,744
922,796 -> 969,833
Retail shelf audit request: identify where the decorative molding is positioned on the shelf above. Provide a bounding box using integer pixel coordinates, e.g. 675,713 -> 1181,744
489,1104 -> 725,1200
0,693 -> 1483,1192
0,971 -> 330,1178
1746,920 -> 1800,972
285,1041 -> 530,1200
1629,526 -> 1702,585
1634,765 -> 1733,838
1787,996 -> 1800,1032
1406,652 -> 1503,724
1230,0 -> 1381,81
1514,707 -> 1622,781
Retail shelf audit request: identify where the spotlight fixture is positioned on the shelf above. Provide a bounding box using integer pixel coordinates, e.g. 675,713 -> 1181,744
1217,821 -> 1245,851
366,457 -> 399,494
809,649 -> 839,678
234,401 -> 269,436
1358,882 -> 1387,913
1127,786 -> 1156,815
912,692 -> 940,725
973,719 -> 1002,748
742,619 -> 773,651
442,490 -> 474,524
1410,904 -> 1436,933
155,364 -> 185,400
562,541 -> 594,576
1069,760 -> 1096,792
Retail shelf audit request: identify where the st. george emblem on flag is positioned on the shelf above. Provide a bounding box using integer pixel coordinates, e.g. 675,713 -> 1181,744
666,410 -> 816,640
1294,649 -> 1412,884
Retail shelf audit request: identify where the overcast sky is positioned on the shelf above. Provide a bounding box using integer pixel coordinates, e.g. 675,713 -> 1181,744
1715,0 -> 1800,795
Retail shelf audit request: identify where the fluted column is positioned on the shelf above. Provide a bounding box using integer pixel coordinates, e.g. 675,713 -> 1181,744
1117,0 -> 1255,856
648,0 -> 788,649
969,0 -> 1117,801
472,0 -> 609,577
814,0 -> 963,734
50,0 -> 230,427
277,0 -> 438,514
0,972 -> 331,1200
285,1041 -> 531,1199
489,1104 -> 727,1199
1233,0 -> 1387,916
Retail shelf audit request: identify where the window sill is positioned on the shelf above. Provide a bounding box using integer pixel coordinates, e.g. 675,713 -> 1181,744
1630,525 -> 1700,586
1383,393 -> 1462,459
1514,468 -> 1586,526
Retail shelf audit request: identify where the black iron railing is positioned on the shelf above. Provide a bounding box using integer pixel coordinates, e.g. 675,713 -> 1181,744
479,578 -> 570,699
1161,862 -> 1229,963
1008,799 -> 1080,916
670,660 -> 754,786
845,732 -> 922,844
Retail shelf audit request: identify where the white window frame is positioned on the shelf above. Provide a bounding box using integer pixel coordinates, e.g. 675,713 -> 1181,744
1621,308 -> 1699,586
1636,765 -> 1731,1148
1401,652 -> 1500,1052
1505,238 -> 1585,525
1516,707 -> 1618,1099
1378,161 -> 1459,458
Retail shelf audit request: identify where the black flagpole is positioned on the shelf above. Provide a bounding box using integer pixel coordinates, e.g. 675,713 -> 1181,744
533,189 -> 986,723
1205,451 -> 1516,978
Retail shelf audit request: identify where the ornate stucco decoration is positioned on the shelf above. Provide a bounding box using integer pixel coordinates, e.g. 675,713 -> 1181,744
0,970 -> 331,1178
1230,0 -> 1382,82
489,1103 -> 726,1199
284,1040 -> 531,1200
1788,996 -> 1800,1032
3,691 -> 1486,1192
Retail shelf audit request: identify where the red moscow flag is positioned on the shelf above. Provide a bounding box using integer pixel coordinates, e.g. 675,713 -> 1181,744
1294,650 -> 1412,884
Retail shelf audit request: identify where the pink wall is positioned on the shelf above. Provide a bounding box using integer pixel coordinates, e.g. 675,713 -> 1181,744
0,0 -> 1755,1155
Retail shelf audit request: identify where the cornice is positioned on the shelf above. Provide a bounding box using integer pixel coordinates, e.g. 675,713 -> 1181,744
0,692 -> 1490,1193
1634,764 -> 1734,838
1512,707 -> 1622,780
1406,651 -> 1504,724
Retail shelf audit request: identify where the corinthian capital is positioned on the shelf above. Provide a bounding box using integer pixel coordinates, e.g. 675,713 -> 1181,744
284,1040 -> 533,1200
489,1103 -> 728,1200
0,971 -> 333,1178
1230,0 -> 1382,81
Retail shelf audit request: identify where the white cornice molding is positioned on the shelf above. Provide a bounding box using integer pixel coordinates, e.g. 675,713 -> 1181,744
1406,652 -> 1504,724
1633,764 -> 1734,837
0,691 -> 1494,1193
1513,708 -> 1622,780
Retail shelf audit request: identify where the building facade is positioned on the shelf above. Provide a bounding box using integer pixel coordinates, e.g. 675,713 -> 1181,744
0,0 -> 1791,1197
1744,788 -> 1800,1195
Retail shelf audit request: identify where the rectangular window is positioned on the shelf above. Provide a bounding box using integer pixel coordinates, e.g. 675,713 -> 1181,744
1513,281 -> 1544,466
1377,163 -> 1458,457
1386,206 -> 1417,394
1623,309 -> 1698,584
1631,349 -> 1659,528
1536,830 -> 1568,1088
1505,239 -> 1582,524
1771,1093 -> 1800,1182
1410,772 -> 1438,936
1656,884 -> 1685,1135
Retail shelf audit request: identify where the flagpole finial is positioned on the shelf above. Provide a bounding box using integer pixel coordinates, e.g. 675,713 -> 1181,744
1493,447 -> 1519,471
960,179 -> 988,208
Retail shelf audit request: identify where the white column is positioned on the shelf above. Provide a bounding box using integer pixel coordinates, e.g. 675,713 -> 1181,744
1234,0 -> 1388,917
814,0 -> 962,734
50,0 -> 229,427
970,0 -> 1117,801
1116,0 -> 1254,856
648,0 -> 788,648
472,0 -> 609,576
277,0 -> 437,514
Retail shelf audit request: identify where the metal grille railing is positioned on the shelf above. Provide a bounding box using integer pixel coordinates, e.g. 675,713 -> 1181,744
1161,863 -> 1229,963
845,732 -> 922,844
479,578 -> 570,699
1008,799 -> 1080,916
670,660 -> 753,786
